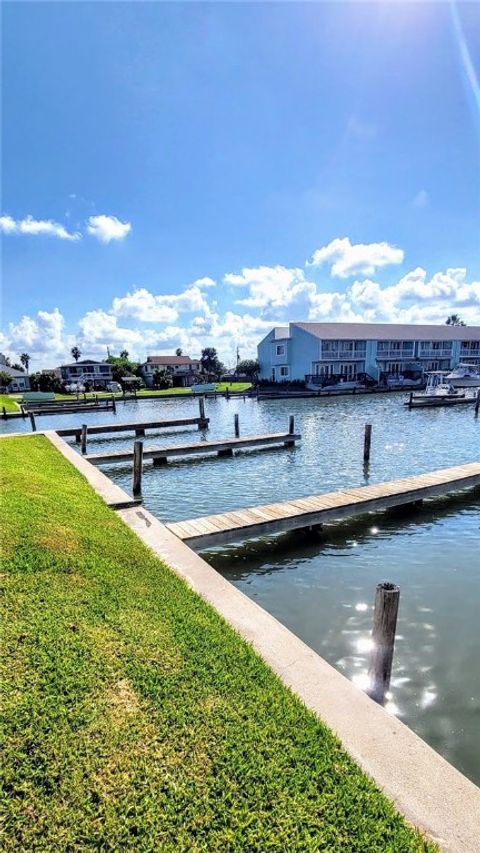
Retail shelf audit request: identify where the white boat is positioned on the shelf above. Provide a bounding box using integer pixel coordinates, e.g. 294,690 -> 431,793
406,371 -> 476,408
446,364 -> 480,388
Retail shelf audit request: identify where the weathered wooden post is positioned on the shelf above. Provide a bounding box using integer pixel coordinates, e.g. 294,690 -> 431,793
367,582 -> 400,705
408,392 -> 413,409
83,392 -> 87,402
111,395 -> 117,414
198,396 -> 208,429
95,394 -> 98,405
2,406 -> 6,420
234,413 -> 240,437
289,414 -> 295,434
20,404 -> 26,419
363,423 -> 372,463
81,424 -> 88,455
475,390 -> 480,417
132,440 -> 143,496
29,411 -> 36,432
226,387 -> 230,400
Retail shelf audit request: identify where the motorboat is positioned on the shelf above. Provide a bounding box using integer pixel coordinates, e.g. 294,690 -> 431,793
406,371 -> 477,408
445,364 -> 480,388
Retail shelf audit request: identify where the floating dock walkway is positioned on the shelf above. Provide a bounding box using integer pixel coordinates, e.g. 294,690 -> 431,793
166,461 -> 480,550
85,431 -> 300,466
57,415 -> 209,441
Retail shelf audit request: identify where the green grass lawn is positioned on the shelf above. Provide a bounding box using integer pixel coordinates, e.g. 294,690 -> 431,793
0,394 -> 20,412
4,383 -> 252,406
0,436 -> 435,852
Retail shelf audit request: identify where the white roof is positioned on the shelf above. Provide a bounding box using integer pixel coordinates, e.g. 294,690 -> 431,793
292,322 -> 480,342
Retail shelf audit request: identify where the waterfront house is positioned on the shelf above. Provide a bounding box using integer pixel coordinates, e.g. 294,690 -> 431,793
140,355 -> 202,388
59,359 -> 113,389
257,322 -> 480,385
0,354 -> 30,392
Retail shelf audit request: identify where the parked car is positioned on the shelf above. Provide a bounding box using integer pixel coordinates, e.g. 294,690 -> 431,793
106,381 -> 122,393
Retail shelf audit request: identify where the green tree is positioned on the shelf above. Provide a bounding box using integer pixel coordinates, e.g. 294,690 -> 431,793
71,346 -> 82,362
237,359 -> 260,381
445,314 -> 466,326
20,353 -> 31,374
11,363 -> 25,372
200,347 -> 225,379
106,354 -> 140,383
0,370 -> 12,389
153,368 -> 173,390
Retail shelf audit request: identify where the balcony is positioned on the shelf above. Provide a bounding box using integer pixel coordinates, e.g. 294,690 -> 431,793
376,350 -> 414,360
319,349 -> 366,360
418,349 -> 453,358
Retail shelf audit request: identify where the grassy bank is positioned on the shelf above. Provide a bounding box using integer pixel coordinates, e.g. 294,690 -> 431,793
0,394 -> 20,412
0,435 -> 434,851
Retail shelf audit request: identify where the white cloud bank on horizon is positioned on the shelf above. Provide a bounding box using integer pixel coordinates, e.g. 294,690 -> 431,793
1,238 -> 479,371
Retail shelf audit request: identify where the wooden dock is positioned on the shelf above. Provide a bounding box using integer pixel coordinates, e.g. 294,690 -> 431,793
85,431 -> 301,465
57,416 -> 209,441
23,400 -> 115,417
165,461 -> 480,550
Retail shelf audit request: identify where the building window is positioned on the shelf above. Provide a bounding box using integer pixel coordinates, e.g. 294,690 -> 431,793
276,344 -> 285,356
279,366 -> 289,377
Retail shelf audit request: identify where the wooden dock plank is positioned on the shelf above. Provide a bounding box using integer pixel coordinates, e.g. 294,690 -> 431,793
85,432 -> 301,465
57,417 -> 208,438
165,462 -> 480,549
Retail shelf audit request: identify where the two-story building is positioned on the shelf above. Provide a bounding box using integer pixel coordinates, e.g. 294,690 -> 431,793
0,354 -> 30,392
139,355 -> 202,388
59,360 -> 113,389
257,323 -> 480,386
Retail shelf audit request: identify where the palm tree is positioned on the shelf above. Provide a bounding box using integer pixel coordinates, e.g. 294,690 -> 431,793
120,350 -> 129,359
175,347 -> 183,356
71,346 -> 82,362
445,314 -> 466,327
20,353 -> 31,374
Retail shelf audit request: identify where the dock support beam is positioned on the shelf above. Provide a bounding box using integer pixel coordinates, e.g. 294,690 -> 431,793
234,413 -> 240,437
285,415 -> 295,446
135,428 -> 145,437
81,424 -> 88,455
363,424 -> 372,463
367,582 -> 400,705
198,397 -> 208,429
132,440 -> 143,496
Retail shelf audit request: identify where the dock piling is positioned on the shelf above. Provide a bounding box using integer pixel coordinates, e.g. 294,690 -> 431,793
111,395 -> 117,414
132,440 -> 144,496
475,390 -> 480,417
2,406 -> 6,420
363,424 -> 372,463
289,415 -> 295,434
234,413 -> 240,437
28,411 -> 37,432
81,424 -> 88,455
367,582 -> 400,705
198,397 -> 208,429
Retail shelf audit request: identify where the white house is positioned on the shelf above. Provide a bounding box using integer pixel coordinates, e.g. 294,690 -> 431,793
257,322 -> 480,385
139,355 -> 202,388
0,354 -> 30,392
59,360 -> 113,389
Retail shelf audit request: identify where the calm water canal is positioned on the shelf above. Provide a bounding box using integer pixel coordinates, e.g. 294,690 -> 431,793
4,393 -> 479,783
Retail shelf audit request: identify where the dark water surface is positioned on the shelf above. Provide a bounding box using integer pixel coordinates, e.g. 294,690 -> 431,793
3,393 -> 479,783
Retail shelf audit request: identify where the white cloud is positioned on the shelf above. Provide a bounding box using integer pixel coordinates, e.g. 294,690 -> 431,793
0,214 -> 80,241
224,265 -> 316,311
307,237 -> 404,278
86,214 -> 131,243
412,190 -> 429,208
1,237 -> 479,371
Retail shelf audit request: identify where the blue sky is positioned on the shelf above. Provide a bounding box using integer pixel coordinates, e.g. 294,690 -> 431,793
1,1 -> 479,370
